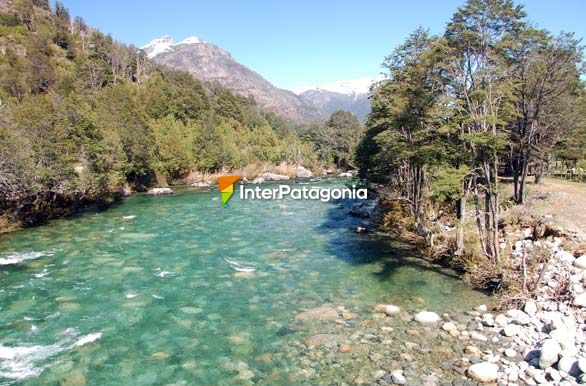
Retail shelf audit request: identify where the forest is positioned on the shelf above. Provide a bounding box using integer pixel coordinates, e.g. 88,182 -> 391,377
357,0 -> 586,289
0,0 -> 365,229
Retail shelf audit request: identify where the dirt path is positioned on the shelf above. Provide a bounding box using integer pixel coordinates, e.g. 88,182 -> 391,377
523,178 -> 586,241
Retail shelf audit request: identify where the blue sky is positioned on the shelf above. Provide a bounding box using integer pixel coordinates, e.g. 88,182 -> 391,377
57,0 -> 586,91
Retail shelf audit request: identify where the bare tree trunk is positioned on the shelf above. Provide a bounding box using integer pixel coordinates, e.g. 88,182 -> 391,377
492,153 -> 500,263
534,158 -> 544,184
518,154 -> 530,204
455,179 -> 470,256
473,183 -> 489,258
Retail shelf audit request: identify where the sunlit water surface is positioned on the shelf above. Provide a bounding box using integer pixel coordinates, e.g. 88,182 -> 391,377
0,180 -> 489,385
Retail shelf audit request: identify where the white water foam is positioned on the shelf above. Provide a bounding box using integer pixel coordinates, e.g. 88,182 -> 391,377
224,257 -> 256,273
72,333 -> 102,348
155,268 -> 175,278
33,269 -> 49,278
0,332 -> 103,380
0,343 -> 63,380
0,252 -> 49,266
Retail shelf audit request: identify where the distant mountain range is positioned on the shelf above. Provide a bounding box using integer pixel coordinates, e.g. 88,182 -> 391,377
294,77 -> 379,123
142,36 -> 321,122
142,36 -> 377,123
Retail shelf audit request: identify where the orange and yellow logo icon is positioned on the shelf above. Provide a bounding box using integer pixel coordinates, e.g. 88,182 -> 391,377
217,176 -> 240,207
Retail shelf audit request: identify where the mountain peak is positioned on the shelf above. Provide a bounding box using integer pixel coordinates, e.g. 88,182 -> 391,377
145,35 -> 322,122
141,35 -> 205,58
293,76 -> 383,96
176,36 -> 203,45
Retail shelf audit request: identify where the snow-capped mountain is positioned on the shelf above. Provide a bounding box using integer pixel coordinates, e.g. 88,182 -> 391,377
293,76 -> 378,96
295,76 -> 382,122
142,35 -> 204,58
141,36 -> 321,123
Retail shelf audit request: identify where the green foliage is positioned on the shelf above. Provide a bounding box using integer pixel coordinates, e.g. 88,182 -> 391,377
0,0 -> 319,224
0,24 -> 27,36
150,116 -> 195,178
0,12 -> 21,27
303,110 -> 362,167
430,166 -> 470,202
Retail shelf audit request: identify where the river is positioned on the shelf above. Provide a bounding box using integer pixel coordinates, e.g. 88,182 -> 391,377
0,179 -> 490,385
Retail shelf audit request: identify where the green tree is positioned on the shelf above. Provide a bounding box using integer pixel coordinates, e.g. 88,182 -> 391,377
306,110 -> 362,167
151,116 -> 195,179
443,0 -> 524,262
357,29 -> 454,243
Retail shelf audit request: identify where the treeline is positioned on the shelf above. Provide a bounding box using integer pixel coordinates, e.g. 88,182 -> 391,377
0,0 -> 319,226
300,110 -> 363,169
357,0 -> 585,273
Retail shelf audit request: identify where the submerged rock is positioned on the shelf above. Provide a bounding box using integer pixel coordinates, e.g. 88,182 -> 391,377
60,369 -> 87,386
383,305 -> 401,316
295,306 -> 339,323
304,334 -> 338,348
441,322 -> 458,334
150,351 -> 170,360
414,311 -> 440,324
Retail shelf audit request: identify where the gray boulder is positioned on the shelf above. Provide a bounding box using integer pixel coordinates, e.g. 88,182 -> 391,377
296,166 -> 312,178
539,339 -> 562,369
147,187 -> 174,195
467,362 -> 499,382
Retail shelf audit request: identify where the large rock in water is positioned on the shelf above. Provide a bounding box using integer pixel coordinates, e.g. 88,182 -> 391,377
295,306 -> 339,323
467,362 -> 499,382
414,311 -> 440,323
147,187 -> 174,195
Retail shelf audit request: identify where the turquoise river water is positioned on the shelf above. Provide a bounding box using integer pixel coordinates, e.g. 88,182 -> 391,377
0,179 -> 490,385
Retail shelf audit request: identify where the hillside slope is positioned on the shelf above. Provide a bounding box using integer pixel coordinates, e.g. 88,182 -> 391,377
143,36 -> 322,123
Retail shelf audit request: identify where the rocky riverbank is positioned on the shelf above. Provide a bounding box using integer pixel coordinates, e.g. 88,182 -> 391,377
277,233 -> 586,385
